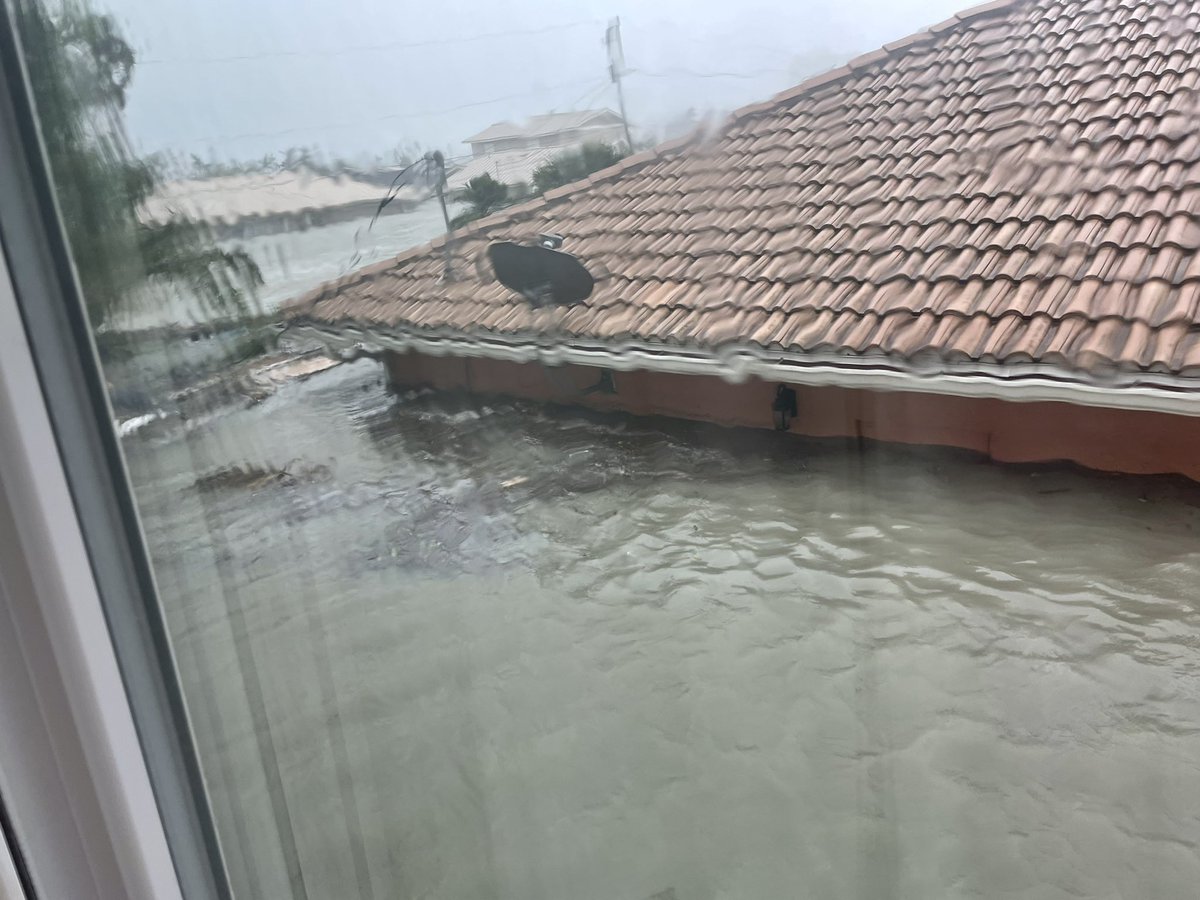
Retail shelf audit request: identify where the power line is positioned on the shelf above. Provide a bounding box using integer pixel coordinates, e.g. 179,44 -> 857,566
631,66 -> 788,80
369,156 -> 433,228
552,79 -> 612,115
620,26 -> 797,63
140,20 -> 602,65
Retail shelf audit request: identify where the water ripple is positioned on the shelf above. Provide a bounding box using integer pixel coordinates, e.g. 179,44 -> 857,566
124,361 -> 1200,900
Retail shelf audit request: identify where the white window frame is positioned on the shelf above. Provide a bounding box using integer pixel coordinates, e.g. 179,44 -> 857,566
0,252 -> 182,900
0,8 -> 232,898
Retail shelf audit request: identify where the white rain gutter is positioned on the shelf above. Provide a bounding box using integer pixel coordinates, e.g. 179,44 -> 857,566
291,321 -> 1200,419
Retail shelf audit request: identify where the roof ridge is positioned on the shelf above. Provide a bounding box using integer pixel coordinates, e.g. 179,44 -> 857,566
731,0 -> 1028,123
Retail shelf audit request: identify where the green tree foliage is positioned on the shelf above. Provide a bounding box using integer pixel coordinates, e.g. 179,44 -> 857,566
532,142 -> 626,195
16,1 -> 261,328
450,173 -> 509,228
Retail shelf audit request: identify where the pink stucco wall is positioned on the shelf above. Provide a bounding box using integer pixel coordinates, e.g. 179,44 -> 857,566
385,351 -> 1200,480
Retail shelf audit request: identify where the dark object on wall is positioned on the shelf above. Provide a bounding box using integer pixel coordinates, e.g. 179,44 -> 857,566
772,385 -> 797,430
580,369 -> 616,395
487,240 -> 594,308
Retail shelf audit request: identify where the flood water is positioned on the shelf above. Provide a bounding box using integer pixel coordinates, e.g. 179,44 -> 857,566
123,359 -> 1200,900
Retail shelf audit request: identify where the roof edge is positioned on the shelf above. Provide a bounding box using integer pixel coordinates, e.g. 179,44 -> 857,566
289,320 -> 1200,419
733,0 -> 1026,122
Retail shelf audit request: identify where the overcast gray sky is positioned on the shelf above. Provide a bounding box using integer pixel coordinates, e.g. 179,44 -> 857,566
100,0 -> 969,165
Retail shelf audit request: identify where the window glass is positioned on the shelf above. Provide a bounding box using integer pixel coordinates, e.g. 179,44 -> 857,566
16,0 -> 1200,897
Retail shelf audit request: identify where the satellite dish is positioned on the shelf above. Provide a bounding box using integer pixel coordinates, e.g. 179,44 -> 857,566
487,240 -> 594,308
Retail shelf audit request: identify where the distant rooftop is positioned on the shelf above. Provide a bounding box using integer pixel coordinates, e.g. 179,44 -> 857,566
140,169 -> 420,228
462,121 -> 521,143
464,108 -> 623,144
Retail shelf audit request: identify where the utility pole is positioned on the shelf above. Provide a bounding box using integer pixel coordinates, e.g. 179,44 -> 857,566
427,150 -> 455,280
605,17 -> 635,151
429,150 -> 452,233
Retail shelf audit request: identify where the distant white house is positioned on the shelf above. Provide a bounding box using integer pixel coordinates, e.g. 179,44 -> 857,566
449,109 -> 627,193
464,109 -> 626,158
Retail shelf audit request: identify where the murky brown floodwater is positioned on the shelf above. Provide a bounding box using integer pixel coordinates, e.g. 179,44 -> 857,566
124,359 -> 1200,900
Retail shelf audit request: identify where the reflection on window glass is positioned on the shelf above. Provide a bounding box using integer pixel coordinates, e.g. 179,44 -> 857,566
18,0 -> 1200,896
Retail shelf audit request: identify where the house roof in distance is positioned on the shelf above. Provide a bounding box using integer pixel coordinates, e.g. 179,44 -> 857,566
141,169 -> 418,226
461,121 -> 521,144
463,109 -> 622,143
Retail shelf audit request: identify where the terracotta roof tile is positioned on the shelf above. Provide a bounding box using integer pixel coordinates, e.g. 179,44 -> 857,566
293,0 -> 1200,377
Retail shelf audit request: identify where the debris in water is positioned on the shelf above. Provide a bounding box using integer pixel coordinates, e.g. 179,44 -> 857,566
249,353 -> 340,387
116,410 -> 166,436
173,351 -> 342,413
193,460 -> 332,493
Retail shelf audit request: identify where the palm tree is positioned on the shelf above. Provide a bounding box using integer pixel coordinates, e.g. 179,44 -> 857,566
16,1 -> 261,331
450,173 -> 509,228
